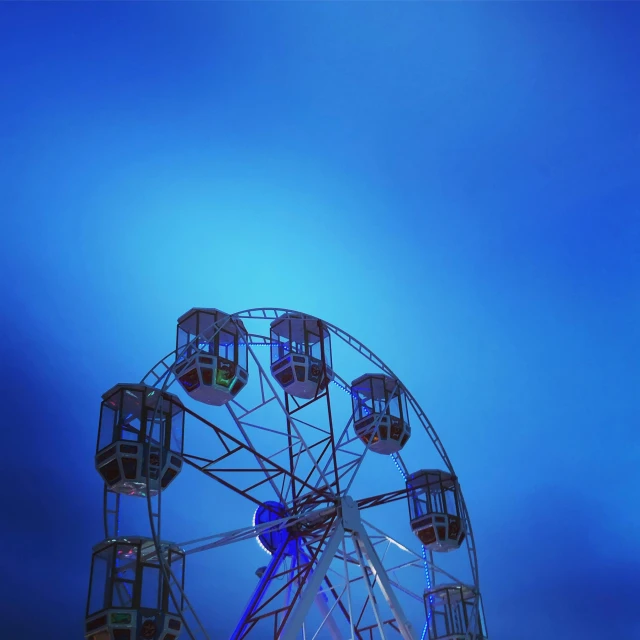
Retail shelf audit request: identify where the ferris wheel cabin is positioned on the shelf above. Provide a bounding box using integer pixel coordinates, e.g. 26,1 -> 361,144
174,308 -> 249,406
269,313 -> 334,399
423,584 -> 486,640
85,537 -> 185,640
406,469 -> 466,552
351,373 -> 411,454
86,305 -> 488,639
95,384 -> 184,497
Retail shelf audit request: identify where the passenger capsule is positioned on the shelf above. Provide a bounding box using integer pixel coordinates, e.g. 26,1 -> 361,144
96,384 -> 183,497
175,308 -> 249,406
270,313 -> 334,399
406,469 -> 465,551
351,374 -> 411,454
85,537 -> 185,640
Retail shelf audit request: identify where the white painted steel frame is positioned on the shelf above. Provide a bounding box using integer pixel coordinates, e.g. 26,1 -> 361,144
99,307 -> 486,640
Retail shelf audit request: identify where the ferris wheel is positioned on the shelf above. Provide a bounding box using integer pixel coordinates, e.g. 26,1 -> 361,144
84,308 -> 489,640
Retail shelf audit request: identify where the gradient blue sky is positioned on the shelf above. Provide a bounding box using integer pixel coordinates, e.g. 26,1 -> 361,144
1,2 -> 639,639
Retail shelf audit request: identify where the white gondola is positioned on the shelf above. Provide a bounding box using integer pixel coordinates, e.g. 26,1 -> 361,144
424,584 -> 487,640
96,384 -> 183,497
351,373 -> 411,454
269,313 -> 334,399
85,537 -> 185,640
174,308 -> 249,406
406,469 -> 466,552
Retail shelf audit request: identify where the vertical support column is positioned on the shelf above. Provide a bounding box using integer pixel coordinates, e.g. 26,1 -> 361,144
298,547 -> 344,640
351,533 -> 388,640
314,590 -> 344,640
280,524 -> 345,640
352,525 -> 416,640
341,495 -> 416,640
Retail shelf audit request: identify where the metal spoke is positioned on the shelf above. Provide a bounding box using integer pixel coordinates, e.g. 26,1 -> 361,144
92,306 -> 486,640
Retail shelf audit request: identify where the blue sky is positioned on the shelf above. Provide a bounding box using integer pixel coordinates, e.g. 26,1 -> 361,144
1,2 -> 638,639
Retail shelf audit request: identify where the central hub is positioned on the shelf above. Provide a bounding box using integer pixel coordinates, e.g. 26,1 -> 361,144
253,497 -> 360,558
253,501 -> 300,556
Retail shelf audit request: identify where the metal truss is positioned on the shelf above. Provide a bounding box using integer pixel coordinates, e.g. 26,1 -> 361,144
218,497 -> 419,640
180,403 -> 333,508
100,307 -> 486,640
225,332 -> 338,508
231,310 -> 483,605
